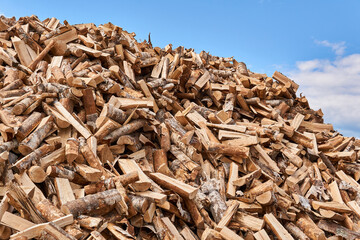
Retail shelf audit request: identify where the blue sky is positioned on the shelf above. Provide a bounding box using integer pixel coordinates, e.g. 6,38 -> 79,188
2,0 -> 360,137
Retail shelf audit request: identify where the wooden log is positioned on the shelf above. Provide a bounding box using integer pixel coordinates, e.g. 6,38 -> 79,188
36,144 -> 63,167
13,144 -> 55,173
220,226 -> 244,240
129,194 -> 150,214
169,145 -> 200,172
89,231 -> 106,240
317,219 -> 360,240
51,40 -> 67,56
94,118 -> 121,141
54,101 -> 92,139
118,159 -> 151,191
161,217 -> 185,240
75,163 -> 102,182
51,66 -> 65,83
103,119 -> 146,142
0,139 -> 18,154
347,201 -> 360,218
79,137 -> 103,173
153,149 -> 172,176
149,172 -> 198,199
201,179 -> 228,223
272,71 -> 299,91
285,222 -> 309,240
40,221 -> 77,240
253,144 -> 280,173
103,103 -> 127,124
28,40 -> 56,71
226,162 -> 238,198
160,123 -> 171,152
233,211 -> 264,232
0,211 -> 35,231
42,102 -> 71,128
215,200 -> 239,230
246,180 -> 273,197
207,142 -> 249,158
12,96 -> 36,115
311,200 -> 351,213
77,215 -> 103,230
61,189 -> 123,217
9,215 -> 74,240
35,198 -> 65,221
256,190 -> 275,205
264,213 -> 294,240
170,131 -> 203,163
46,165 -> 87,185
194,70 -> 210,90
54,177 -> 75,206
183,197 -> 205,229
296,213 -> 326,240
233,169 -> 261,187
254,229 -> 271,240
18,118 -> 53,155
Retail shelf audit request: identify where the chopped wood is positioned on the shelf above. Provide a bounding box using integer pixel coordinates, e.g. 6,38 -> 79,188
264,213 -> 294,240
0,14 -> 357,240
150,172 -> 198,199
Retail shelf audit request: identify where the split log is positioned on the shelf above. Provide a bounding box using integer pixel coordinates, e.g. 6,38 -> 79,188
317,220 -> 360,240
264,213 -> 294,240
207,143 -> 249,157
18,118 -> 54,155
84,171 -> 139,195
149,172 -> 198,199
296,213 -> 326,240
285,222 -> 309,240
28,39 -> 56,71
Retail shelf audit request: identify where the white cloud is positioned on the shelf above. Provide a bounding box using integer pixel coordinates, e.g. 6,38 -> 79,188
288,54 -> 360,138
315,40 -> 346,55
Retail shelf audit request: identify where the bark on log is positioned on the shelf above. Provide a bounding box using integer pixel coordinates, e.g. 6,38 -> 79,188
103,119 -> 146,142
28,166 -> 47,183
13,144 -> 55,173
36,198 -> 65,221
296,213 -> 326,240
61,189 -> 123,217
16,112 -> 45,141
84,171 -> 139,195
18,119 -> 54,155
105,104 -> 127,124
285,222 -> 309,240
46,165 -> 87,185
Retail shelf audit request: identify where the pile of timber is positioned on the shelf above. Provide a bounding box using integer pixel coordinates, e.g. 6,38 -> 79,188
0,15 -> 359,240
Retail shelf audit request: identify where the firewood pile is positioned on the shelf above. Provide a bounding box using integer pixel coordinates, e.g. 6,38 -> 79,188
0,14 -> 359,240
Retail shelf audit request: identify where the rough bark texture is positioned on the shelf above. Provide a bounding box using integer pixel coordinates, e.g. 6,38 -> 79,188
61,189 -> 123,217
18,120 -> 54,155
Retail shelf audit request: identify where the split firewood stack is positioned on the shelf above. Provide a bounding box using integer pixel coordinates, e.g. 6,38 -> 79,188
0,15 -> 359,240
